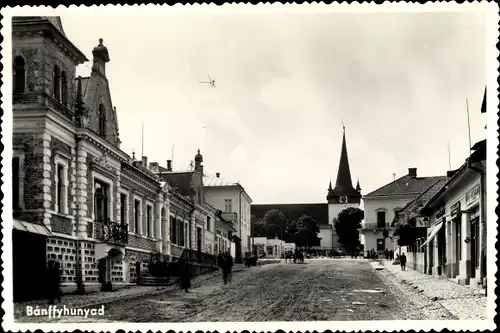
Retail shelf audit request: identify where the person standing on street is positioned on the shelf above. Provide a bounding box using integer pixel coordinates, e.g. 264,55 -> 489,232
400,253 -> 407,271
178,257 -> 191,292
47,260 -> 62,305
221,252 -> 233,284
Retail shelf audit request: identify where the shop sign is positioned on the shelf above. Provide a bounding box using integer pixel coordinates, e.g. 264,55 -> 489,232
436,206 -> 445,219
466,184 -> 480,207
450,201 -> 461,218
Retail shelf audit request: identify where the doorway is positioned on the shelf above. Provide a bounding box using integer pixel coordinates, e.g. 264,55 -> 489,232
428,239 -> 434,275
470,217 -> 480,278
437,223 -> 446,275
454,218 -> 461,275
13,230 -> 48,302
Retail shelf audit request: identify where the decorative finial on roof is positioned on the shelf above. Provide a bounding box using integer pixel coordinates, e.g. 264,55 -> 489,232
195,149 -> 203,163
328,179 -> 333,191
99,38 -> 103,45
132,150 -> 136,160
356,178 -> 361,192
342,121 -> 345,132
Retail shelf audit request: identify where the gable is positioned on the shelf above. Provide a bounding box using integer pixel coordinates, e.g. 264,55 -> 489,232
81,74 -> 120,147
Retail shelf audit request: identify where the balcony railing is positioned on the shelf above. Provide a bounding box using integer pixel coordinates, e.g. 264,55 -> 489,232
94,219 -> 128,245
221,212 -> 238,221
360,222 -> 391,230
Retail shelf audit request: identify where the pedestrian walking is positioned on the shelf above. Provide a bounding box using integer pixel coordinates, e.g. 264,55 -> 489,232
385,249 -> 389,260
221,252 -> 233,284
389,249 -> 394,260
400,253 -> 407,271
178,257 -> 191,292
47,260 -> 62,305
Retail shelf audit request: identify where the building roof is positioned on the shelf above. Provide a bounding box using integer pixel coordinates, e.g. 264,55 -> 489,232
13,16 -> 66,36
327,127 -> 360,198
159,172 -> 194,197
203,175 -> 253,203
422,139 -> 486,213
392,178 -> 447,226
251,203 -> 329,225
363,173 -> 447,199
12,16 -> 88,63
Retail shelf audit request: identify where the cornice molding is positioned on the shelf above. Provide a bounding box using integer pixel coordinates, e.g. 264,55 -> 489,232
13,21 -> 88,63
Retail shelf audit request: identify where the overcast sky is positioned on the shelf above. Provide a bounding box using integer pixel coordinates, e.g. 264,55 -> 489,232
53,6 -> 489,204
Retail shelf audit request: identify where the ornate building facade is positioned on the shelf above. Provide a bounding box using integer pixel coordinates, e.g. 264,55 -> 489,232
11,16 -> 216,301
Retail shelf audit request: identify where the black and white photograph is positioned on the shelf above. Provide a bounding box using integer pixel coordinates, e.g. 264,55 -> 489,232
0,2 -> 498,332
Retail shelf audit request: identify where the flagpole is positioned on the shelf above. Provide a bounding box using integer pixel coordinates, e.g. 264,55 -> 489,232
141,122 -> 144,157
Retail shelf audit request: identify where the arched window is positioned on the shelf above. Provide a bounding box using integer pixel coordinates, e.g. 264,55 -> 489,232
13,56 -> 25,94
61,70 -> 68,105
98,103 -> 106,137
53,65 -> 61,101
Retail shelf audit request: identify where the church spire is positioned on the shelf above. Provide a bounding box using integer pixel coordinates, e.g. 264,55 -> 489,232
334,125 -> 355,192
327,124 -> 360,203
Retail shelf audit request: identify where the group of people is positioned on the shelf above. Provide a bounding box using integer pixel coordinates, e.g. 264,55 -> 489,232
366,248 -> 395,260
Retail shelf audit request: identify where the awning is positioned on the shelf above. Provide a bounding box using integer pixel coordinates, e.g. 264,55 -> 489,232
419,221 -> 443,248
13,219 -> 53,237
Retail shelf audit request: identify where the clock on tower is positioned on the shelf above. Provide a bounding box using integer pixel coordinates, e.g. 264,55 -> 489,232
339,196 -> 348,204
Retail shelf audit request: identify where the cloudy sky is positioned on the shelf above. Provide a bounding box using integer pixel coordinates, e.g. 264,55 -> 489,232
51,5 -> 489,203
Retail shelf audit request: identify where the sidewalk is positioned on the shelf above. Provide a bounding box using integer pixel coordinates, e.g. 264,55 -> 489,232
374,260 -> 487,320
14,263 -> 248,319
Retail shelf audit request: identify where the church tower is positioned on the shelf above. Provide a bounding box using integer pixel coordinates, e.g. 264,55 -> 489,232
327,126 -> 362,249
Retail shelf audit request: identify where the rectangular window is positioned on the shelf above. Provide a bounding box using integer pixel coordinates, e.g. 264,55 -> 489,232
120,193 -> 127,226
134,200 -> 141,234
57,164 -> 65,213
197,227 -> 202,251
224,199 -> 232,213
94,180 -> 109,224
170,216 -> 177,244
146,205 -> 152,238
12,157 -> 20,210
178,220 -> 185,247
377,211 -> 386,226
206,216 -> 211,231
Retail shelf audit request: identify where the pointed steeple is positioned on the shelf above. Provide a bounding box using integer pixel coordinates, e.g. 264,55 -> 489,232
356,178 -> 361,192
334,125 -> 355,192
328,179 -> 333,191
327,124 -> 361,203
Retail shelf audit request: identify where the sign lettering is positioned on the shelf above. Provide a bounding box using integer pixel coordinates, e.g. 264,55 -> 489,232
450,201 -> 461,218
466,184 -> 480,207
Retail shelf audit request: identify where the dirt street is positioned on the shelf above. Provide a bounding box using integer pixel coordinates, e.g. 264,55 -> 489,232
95,259 -> 437,322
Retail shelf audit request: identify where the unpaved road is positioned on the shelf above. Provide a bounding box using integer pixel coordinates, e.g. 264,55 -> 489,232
98,259 -> 435,322
16,259 -> 450,323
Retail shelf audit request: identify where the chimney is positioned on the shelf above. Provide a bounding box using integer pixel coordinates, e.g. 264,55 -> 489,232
216,172 -> 220,178
408,168 -> 417,178
141,156 -> 147,167
149,162 -> 159,173
166,160 -> 172,171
